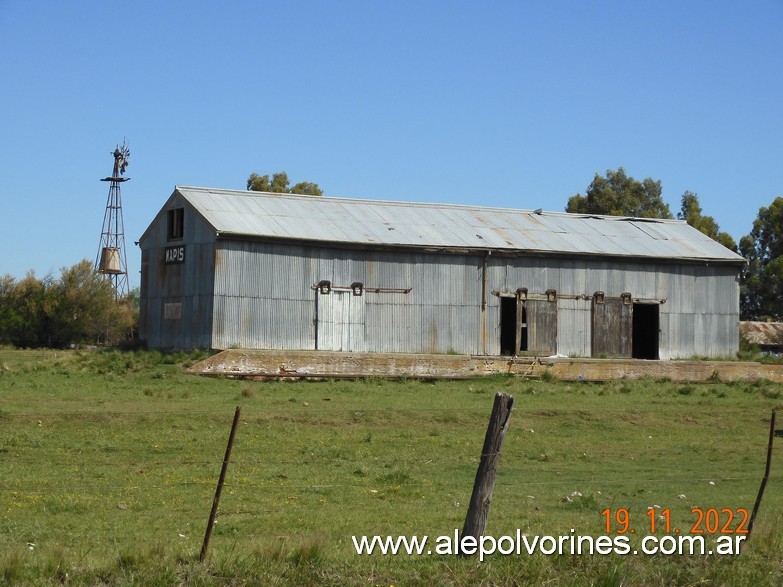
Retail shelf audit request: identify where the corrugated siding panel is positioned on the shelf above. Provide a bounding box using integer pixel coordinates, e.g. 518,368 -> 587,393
557,298 -> 591,357
213,241 -> 315,349
213,295 -> 314,350
558,261 -> 585,298
366,302 -> 409,353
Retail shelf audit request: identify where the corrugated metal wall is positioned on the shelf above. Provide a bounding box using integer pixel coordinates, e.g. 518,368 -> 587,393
138,193 -> 215,350
210,241 -> 484,353
206,240 -> 739,358
489,256 -> 739,359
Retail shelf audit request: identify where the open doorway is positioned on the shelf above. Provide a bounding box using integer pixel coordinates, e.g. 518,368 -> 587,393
500,294 -> 554,356
519,305 -> 528,352
500,297 -> 516,355
632,303 -> 659,359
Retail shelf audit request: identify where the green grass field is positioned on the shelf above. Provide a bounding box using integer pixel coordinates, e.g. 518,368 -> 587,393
2,349 -> 783,586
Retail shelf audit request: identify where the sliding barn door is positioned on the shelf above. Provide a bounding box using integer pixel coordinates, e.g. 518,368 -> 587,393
316,289 -> 366,352
592,296 -> 632,358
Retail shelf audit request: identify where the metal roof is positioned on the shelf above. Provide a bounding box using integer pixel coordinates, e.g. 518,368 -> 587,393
173,186 -> 745,263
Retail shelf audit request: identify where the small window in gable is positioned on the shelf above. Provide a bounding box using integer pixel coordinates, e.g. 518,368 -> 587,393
168,208 -> 184,240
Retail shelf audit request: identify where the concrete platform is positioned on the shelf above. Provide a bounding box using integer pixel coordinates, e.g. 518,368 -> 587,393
188,349 -> 783,383
189,349 -> 476,379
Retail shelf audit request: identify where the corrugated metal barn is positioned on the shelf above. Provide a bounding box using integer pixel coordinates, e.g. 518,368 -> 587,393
138,186 -> 745,359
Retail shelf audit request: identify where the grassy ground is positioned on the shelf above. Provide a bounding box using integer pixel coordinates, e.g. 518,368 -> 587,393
1,349 -> 783,585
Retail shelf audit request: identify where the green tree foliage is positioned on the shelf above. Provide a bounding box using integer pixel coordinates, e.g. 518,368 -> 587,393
289,181 -> 323,196
0,275 -> 15,340
0,260 -> 137,348
247,171 -> 323,196
566,167 -> 672,219
0,272 -> 51,347
740,197 -> 783,320
677,191 -> 738,251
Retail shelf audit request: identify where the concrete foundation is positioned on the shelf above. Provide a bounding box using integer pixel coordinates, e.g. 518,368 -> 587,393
189,350 -> 783,383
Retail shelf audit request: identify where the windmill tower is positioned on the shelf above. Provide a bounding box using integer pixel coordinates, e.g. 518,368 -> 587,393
95,141 -> 130,298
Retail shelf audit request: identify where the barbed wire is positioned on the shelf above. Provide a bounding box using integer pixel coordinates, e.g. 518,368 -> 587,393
1,446 -> 779,470
1,473 -> 775,494
4,403 -> 780,415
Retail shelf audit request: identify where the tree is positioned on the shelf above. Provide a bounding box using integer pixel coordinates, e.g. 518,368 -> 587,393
0,275 -> 17,344
566,167 -> 672,219
48,260 -> 134,347
677,191 -> 737,251
4,271 -> 52,347
0,261 -> 137,348
247,171 -> 323,196
740,197 -> 783,320
290,181 -> 323,196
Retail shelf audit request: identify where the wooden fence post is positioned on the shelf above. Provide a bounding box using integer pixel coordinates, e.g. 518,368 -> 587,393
461,392 -> 514,550
748,409 -> 776,539
200,406 -> 241,562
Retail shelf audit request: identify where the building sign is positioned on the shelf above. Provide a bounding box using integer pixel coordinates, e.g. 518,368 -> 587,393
164,246 -> 185,264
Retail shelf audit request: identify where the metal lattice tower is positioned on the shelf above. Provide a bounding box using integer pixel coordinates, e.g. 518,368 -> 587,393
95,142 -> 130,298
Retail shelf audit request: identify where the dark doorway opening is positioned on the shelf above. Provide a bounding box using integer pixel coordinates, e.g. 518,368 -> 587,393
519,305 -> 528,352
632,303 -> 659,359
500,297 -> 517,355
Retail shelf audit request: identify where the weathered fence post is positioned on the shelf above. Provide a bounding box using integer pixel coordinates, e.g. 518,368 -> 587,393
748,409 -> 776,539
461,392 -> 514,551
200,406 -> 241,562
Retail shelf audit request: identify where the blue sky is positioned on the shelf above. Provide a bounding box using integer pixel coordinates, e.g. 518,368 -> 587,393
1,1 -> 781,288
